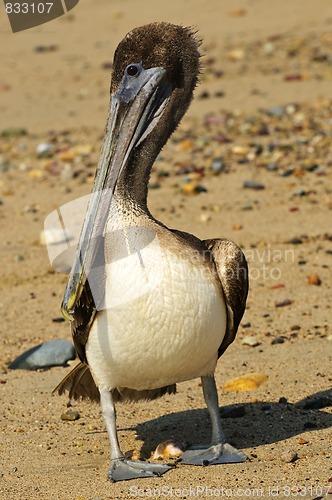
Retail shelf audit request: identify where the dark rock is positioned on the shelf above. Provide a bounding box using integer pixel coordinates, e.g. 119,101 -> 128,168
9,339 -> 76,370
210,157 -> 226,174
286,237 -> 303,245
262,404 -> 271,414
198,91 -> 210,99
243,180 -> 265,190
279,397 -> 288,404
275,299 -> 293,307
279,169 -> 294,177
34,44 -> 58,53
271,336 -> 285,345
196,185 -> 208,193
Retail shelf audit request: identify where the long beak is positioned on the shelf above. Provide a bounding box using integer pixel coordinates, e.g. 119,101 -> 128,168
61,66 -> 171,320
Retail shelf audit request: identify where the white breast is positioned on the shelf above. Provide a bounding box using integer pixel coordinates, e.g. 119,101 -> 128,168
86,221 -> 227,391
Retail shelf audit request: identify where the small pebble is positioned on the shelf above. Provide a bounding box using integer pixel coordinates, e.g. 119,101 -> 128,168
286,237 -> 303,245
226,49 -> 245,61
229,8 -> 246,17
125,449 -> 143,460
34,44 -> 58,53
279,169 -> 294,177
61,410 -> 80,421
270,283 -> 285,290
271,336 -> 285,345
149,182 -> 161,190
275,299 -> 293,307
9,339 -> 76,370
181,182 -> 206,195
52,317 -> 65,323
242,335 -> 261,347
210,157 -> 226,174
266,162 -> 278,171
36,143 -> 54,157
199,213 -> 211,223
198,90 -> 210,99
268,106 -> 285,117
262,404 -> 271,414
279,397 -> 288,404
307,273 -> 322,286
243,180 -> 265,190
281,449 -> 298,463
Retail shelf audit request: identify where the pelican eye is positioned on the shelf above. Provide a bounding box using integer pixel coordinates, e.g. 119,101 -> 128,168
125,63 -> 141,77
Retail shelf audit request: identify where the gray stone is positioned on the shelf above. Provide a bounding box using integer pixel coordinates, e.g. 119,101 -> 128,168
243,180 -> 265,190
281,449 -> 298,463
9,339 -> 76,370
61,410 -> 80,421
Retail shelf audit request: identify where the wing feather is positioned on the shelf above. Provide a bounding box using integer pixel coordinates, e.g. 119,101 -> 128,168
204,238 -> 248,357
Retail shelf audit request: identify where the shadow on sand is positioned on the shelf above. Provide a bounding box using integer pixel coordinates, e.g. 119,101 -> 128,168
121,389 -> 332,458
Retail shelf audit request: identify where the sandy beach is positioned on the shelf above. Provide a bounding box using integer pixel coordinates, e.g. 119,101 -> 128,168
0,1 -> 331,498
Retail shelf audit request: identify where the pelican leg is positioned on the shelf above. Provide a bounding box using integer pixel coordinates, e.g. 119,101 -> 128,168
100,388 -> 173,482
180,375 -> 247,465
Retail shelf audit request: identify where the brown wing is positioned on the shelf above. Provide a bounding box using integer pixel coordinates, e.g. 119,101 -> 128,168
204,238 -> 249,357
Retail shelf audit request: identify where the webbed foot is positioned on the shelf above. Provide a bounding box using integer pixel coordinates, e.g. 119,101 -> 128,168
180,442 -> 247,466
108,458 -> 173,482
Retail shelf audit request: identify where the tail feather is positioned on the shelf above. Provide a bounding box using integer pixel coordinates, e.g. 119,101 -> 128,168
53,363 -> 176,403
53,362 -> 100,402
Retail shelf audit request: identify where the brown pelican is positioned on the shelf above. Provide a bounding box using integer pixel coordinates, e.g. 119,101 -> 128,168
54,22 -> 249,482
